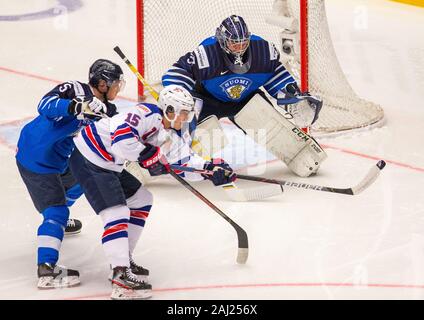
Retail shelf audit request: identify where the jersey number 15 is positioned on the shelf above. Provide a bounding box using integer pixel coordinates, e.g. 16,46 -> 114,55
125,113 -> 141,127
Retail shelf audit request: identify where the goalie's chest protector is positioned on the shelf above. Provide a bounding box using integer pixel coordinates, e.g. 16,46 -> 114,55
195,36 -> 279,103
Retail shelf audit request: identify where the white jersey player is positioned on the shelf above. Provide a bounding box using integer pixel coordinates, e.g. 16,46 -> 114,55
69,85 -> 235,300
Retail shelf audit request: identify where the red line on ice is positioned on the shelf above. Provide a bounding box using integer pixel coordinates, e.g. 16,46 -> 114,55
0,65 -> 137,102
321,144 -> 424,173
64,282 -> 424,300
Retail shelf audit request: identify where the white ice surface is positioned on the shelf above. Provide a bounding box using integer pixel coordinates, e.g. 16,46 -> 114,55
0,0 -> 424,300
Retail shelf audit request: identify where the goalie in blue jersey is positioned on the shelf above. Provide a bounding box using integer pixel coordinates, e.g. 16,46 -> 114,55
162,15 -> 327,178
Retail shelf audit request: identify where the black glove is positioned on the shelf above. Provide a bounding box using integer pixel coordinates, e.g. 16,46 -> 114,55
202,159 -> 237,186
138,144 -> 170,176
105,101 -> 118,117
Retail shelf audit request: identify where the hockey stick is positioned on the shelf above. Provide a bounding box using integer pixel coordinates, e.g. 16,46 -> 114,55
113,46 -> 159,100
114,46 -> 248,263
238,160 -> 386,195
169,170 -> 248,264
171,160 -> 386,196
171,165 -> 283,201
113,45 -> 279,202
124,160 -> 248,263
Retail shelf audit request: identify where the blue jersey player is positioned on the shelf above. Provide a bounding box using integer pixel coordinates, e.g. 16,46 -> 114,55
15,59 -> 125,289
162,15 -> 327,177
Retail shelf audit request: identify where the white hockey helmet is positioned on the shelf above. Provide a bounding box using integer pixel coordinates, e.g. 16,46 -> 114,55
158,85 -> 195,123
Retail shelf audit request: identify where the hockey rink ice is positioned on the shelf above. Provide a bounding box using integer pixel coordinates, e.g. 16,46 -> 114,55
1,0 -> 424,300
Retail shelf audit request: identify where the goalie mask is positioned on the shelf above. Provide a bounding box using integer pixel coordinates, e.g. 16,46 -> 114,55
89,59 -> 125,92
158,85 -> 196,126
215,15 -> 252,70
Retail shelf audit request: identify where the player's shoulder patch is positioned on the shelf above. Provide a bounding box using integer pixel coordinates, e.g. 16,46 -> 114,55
194,45 -> 210,70
136,103 -> 162,118
69,80 -> 85,96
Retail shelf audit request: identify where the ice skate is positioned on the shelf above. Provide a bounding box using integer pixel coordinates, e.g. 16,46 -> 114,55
37,263 -> 80,289
129,256 -> 149,279
64,218 -> 82,236
108,256 -> 149,282
110,266 -> 152,300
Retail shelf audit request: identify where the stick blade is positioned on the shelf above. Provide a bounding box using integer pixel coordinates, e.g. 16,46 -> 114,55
351,160 -> 386,195
236,248 -> 249,264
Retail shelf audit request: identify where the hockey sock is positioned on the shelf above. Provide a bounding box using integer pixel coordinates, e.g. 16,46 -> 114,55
125,187 -> 153,255
65,184 -> 83,207
100,205 -> 131,268
128,205 -> 151,254
37,205 -> 69,265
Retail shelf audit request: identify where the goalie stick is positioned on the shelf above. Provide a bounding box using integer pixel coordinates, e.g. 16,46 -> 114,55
171,160 -> 386,196
238,160 -> 386,195
113,45 -> 280,202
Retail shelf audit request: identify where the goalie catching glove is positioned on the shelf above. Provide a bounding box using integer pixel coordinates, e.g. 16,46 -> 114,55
68,96 -> 108,120
202,159 -> 237,186
138,144 -> 170,176
277,83 -> 323,128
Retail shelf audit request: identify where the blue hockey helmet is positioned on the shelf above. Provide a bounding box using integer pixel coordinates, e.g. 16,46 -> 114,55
88,59 -> 125,91
215,15 -> 251,64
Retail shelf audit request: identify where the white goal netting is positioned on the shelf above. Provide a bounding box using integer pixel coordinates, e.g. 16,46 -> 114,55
139,0 -> 384,135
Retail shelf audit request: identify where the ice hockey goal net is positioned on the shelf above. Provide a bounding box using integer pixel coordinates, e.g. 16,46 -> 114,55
136,0 -> 384,135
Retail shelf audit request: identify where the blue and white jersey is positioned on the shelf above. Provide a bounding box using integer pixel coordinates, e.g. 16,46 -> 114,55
16,81 -> 93,174
162,35 -> 297,103
74,103 -> 206,180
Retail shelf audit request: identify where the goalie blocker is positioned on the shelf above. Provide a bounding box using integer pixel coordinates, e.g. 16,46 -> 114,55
233,93 -> 327,177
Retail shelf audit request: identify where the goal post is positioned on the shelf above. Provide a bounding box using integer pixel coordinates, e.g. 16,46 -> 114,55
136,0 -> 384,135
136,0 -> 145,101
300,0 -> 309,93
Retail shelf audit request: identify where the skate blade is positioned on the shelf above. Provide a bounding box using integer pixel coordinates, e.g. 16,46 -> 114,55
37,276 -> 80,289
110,286 -> 152,300
64,230 -> 81,236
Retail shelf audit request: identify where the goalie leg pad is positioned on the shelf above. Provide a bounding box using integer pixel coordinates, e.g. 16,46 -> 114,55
286,133 -> 327,177
193,115 -> 229,158
124,161 -> 155,186
233,94 -> 327,177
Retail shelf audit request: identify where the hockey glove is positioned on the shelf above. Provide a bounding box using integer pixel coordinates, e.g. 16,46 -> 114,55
277,83 -> 323,128
68,96 -> 108,120
105,101 -> 118,117
138,144 -> 170,176
202,158 -> 237,186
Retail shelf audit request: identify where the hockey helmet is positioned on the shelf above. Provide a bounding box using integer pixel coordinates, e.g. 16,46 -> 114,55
158,85 -> 195,123
215,15 -> 251,65
88,59 -> 125,91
